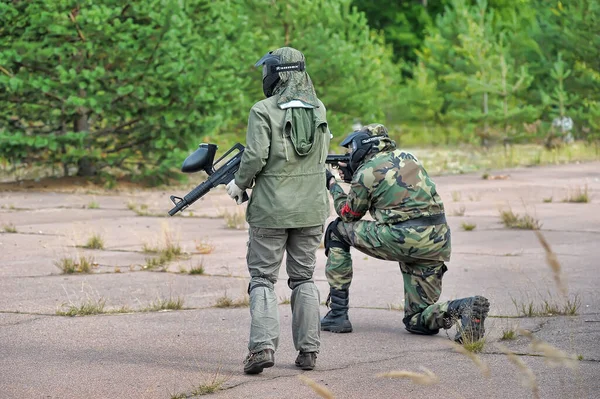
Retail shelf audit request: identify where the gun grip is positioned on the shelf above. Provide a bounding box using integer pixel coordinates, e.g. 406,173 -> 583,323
241,191 -> 249,203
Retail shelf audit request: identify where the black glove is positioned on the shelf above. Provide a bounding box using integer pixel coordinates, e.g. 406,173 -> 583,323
326,169 -> 335,190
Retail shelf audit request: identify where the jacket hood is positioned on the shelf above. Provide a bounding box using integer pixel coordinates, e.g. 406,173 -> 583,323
271,47 -> 319,108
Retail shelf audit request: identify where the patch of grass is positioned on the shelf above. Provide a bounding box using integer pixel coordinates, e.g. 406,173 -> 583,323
195,239 -> 215,254
511,294 -> 581,317
563,185 -> 590,203
453,321 -> 486,353
83,233 -> 105,249
577,354 -> 584,361
499,208 -> 541,230
144,253 -> 176,270
143,228 -> 183,269
543,197 -> 553,203
387,303 -> 404,311
109,305 -> 132,314
461,222 -> 476,231
188,369 -> 229,397
451,191 -> 461,202
501,328 -> 517,341
87,201 -> 100,209
462,338 -> 485,353
481,172 -> 489,180
56,298 -> 106,316
142,243 -> 159,254
280,296 -> 291,305
189,264 -> 205,275
214,293 -> 250,308
54,256 -> 96,274
2,223 -> 17,233
222,209 -> 246,230
450,206 -> 466,216
144,296 -> 184,312
468,193 -> 482,202
127,201 -> 152,216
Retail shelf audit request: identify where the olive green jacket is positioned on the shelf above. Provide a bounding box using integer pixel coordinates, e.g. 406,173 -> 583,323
234,95 -> 330,228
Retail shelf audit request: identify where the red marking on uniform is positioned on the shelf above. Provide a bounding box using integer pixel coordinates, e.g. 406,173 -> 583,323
341,204 -> 361,217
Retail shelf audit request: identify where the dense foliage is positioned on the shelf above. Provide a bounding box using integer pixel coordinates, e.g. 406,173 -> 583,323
1,0 -> 598,180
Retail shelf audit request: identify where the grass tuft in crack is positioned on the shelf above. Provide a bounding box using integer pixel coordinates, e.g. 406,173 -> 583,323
83,233 -> 105,249
499,208 -> 541,230
3,223 -> 17,233
55,256 -> 96,274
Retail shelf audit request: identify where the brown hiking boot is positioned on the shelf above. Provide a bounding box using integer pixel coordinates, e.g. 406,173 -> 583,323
243,349 -> 275,374
295,352 -> 317,370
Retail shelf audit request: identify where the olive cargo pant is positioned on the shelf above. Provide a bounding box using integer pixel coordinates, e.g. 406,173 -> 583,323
246,225 -> 323,353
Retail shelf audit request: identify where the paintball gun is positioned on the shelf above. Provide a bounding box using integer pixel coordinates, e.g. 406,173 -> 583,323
168,143 -> 249,216
325,154 -> 352,183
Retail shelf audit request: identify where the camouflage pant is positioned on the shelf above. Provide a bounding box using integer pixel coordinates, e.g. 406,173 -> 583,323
325,218 -> 452,334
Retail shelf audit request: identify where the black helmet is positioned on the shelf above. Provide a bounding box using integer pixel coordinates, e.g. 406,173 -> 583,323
340,124 -> 389,173
254,51 -> 305,97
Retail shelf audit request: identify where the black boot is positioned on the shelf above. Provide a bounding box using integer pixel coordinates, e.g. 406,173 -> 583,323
321,288 -> 353,333
445,296 -> 490,343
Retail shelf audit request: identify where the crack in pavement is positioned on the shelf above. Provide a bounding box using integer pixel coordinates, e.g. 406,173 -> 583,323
0,316 -> 45,327
483,351 -> 599,363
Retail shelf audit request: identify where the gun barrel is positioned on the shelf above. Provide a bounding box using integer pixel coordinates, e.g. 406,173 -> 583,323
168,181 -> 212,216
325,154 -> 349,164
168,202 -> 186,216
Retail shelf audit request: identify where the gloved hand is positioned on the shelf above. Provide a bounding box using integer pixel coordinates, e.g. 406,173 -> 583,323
325,169 -> 335,190
226,179 -> 246,205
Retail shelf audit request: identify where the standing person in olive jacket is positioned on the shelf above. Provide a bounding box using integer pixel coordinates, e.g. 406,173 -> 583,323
226,47 -> 330,374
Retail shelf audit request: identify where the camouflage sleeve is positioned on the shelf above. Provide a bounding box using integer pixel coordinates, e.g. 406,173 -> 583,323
234,103 -> 270,190
329,174 -> 370,222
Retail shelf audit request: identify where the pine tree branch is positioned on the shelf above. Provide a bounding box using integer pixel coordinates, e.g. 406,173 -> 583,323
0,65 -> 13,77
68,10 -> 86,42
106,135 -> 152,154
90,118 -> 142,137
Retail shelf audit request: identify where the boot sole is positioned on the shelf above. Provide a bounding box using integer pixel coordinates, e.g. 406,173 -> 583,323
321,325 -> 353,333
456,297 -> 490,343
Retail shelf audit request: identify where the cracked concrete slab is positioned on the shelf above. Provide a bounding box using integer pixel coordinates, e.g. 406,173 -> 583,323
0,161 -> 599,398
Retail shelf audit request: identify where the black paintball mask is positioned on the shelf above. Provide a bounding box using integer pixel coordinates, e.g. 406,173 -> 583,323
340,131 -> 386,175
254,51 -> 306,98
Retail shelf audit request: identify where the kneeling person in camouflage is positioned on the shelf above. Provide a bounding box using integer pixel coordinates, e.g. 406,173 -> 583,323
322,124 -> 489,342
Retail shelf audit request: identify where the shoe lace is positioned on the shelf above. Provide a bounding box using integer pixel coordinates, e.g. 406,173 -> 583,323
244,352 -> 256,364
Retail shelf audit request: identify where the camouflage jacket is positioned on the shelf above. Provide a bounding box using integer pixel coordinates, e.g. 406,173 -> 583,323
329,138 -> 445,224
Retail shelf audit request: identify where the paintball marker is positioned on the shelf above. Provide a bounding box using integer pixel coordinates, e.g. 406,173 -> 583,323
325,154 -> 352,183
168,143 -> 249,216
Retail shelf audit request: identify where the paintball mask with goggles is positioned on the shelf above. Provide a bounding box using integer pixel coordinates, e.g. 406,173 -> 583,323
254,51 -> 306,97
340,130 -> 387,175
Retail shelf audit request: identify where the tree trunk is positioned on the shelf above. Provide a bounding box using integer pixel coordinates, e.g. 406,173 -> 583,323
74,113 -> 96,176
482,91 -> 489,147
